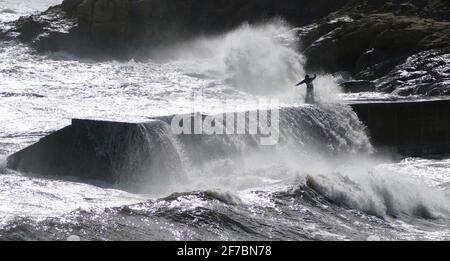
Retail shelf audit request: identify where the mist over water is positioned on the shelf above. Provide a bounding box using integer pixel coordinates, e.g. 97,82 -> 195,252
0,1 -> 449,240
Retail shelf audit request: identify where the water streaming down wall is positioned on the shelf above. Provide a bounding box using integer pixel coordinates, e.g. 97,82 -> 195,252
115,122 -> 188,190
6,104 -> 371,192
279,105 -> 372,154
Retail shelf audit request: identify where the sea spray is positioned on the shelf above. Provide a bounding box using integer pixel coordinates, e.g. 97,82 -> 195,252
304,160 -> 450,219
176,144 -> 450,220
157,21 -> 342,101
164,104 -> 450,220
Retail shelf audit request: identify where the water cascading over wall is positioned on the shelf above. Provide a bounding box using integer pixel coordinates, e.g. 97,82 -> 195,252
6,104 -> 371,191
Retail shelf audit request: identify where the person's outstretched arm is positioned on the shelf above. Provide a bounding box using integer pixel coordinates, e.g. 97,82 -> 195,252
312,74 -> 317,80
296,80 -> 306,86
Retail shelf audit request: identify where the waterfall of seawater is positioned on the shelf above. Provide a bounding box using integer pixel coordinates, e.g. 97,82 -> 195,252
129,104 -> 449,219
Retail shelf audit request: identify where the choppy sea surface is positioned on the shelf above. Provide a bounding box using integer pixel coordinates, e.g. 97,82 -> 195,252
0,0 -> 449,241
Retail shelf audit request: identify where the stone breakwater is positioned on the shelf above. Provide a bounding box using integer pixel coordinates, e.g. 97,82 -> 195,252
7,100 -> 450,189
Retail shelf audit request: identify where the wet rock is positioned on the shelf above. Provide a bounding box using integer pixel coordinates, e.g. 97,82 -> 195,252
375,48 -> 450,96
4,0 -> 351,59
303,13 -> 450,73
340,0 -> 450,22
354,56 -> 406,81
340,80 -> 376,93
298,0 -> 450,96
2,6 -> 78,52
61,0 -> 84,16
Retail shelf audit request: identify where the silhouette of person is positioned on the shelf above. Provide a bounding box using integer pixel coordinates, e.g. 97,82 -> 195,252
296,74 -> 317,104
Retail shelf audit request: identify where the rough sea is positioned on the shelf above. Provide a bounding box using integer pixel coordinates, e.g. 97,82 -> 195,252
0,0 -> 449,241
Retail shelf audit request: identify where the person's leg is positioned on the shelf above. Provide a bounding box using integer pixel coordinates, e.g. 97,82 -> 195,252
305,88 -> 313,103
305,89 -> 310,103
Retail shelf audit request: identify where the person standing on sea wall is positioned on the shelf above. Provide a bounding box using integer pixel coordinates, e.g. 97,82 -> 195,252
296,74 -> 317,103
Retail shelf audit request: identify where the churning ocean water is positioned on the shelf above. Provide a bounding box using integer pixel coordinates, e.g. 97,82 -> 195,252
0,0 -> 449,241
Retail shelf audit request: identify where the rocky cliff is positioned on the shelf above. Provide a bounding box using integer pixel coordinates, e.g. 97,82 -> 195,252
0,0 -> 350,59
300,0 -> 450,96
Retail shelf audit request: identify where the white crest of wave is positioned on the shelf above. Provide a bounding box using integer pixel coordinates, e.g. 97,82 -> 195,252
161,21 -> 342,100
178,149 -> 450,219
304,156 -> 450,219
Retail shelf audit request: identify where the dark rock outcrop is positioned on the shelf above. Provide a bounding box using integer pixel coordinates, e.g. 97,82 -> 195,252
304,14 -> 450,72
0,6 -> 79,52
2,0 -> 350,59
299,0 -> 450,96
340,80 -> 376,93
339,0 -> 450,22
374,48 -> 450,96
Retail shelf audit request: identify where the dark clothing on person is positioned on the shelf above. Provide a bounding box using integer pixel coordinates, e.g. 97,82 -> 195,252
296,74 -> 317,104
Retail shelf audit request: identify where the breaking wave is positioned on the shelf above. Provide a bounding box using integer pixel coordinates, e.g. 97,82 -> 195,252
157,21 -> 342,101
